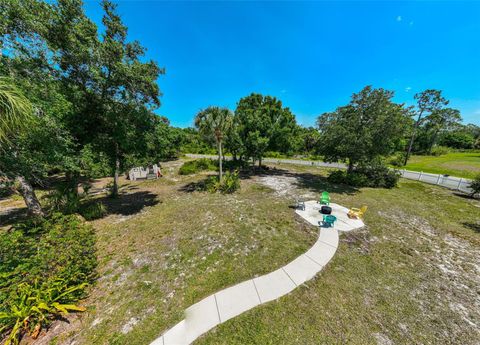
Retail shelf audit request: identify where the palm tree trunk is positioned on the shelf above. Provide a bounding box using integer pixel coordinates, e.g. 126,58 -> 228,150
16,175 -> 44,217
218,140 -> 223,182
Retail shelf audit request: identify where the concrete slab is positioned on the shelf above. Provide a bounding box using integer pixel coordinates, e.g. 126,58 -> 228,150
305,240 -> 338,267
282,254 -> 323,286
253,268 -> 296,303
163,320 -> 186,345
150,336 -> 164,345
318,228 -> 339,248
215,280 -> 261,323
184,294 -> 220,343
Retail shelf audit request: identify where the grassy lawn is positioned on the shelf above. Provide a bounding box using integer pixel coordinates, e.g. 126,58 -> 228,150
16,160 -> 479,345
403,151 -> 480,179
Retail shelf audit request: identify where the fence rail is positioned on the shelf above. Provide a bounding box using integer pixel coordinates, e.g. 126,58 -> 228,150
185,154 -> 474,194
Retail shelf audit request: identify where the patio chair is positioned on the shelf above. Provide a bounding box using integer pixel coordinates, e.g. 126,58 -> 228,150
322,214 -> 337,227
320,191 -> 330,205
295,199 -> 305,211
348,206 -> 368,219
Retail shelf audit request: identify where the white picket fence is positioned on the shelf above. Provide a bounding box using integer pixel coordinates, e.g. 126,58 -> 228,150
398,170 -> 473,194
185,154 -> 475,194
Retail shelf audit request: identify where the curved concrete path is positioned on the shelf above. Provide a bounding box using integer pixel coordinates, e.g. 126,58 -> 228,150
151,201 -> 364,345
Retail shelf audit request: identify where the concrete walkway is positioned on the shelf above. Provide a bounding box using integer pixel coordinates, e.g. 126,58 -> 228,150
151,201 -> 364,345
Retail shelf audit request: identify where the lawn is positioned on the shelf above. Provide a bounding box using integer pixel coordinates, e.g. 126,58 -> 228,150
14,160 -> 479,345
403,151 -> 480,179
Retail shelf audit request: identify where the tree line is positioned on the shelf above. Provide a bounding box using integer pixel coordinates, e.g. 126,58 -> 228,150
1,1 -> 479,216
192,87 -> 479,179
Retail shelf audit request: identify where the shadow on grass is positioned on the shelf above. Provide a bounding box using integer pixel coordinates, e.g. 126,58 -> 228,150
462,222 -> 480,233
240,166 -> 359,195
0,207 -> 28,227
95,190 -> 160,216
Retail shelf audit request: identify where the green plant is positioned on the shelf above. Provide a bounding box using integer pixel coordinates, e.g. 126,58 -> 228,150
0,281 -> 87,345
327,163 -> 400,189
0,214 -> 96,343
218,170 -> 240,194
430,146 -> 451,156
80,202 -> 107,220
43,184 -> 82,215
469,174 -> 480,198
178,159 -> 217,175
204,176 -> 220,193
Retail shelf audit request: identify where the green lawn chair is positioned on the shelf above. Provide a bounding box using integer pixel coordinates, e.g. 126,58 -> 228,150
320,191 -> 330,205
322,214 -> 336,227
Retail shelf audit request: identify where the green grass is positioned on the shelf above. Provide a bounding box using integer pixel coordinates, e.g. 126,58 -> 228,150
41,161 -> 479,345
403,151 -> 480,179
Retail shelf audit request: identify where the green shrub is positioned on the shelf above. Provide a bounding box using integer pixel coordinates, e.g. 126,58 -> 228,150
178,159 -> 217,175
218,171 -> 240,194
430,146 -> 451,156
389,152 -> 406,167
328,163 -> 400,189
43,184 -> 82,214
0,214 -> 96,343
80,202 -> 107,220
200,171 -> 241,194
470,174 -> 480,198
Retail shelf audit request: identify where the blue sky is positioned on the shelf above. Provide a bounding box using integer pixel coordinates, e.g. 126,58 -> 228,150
84,1 -> 480,128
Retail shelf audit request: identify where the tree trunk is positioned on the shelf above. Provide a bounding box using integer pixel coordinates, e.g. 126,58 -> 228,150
112,145 -> 120,198
259,156 -> 262,168
218,140 -> 223,182
347,160 -> 355,173
16,176 -> 44,217
428,129 -> 440,154
404,111 -> 424,165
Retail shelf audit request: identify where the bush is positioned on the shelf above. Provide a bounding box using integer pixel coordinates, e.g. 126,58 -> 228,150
470,174 -> 480,198
388,152 -> 406,167
328,163 -> 400,188
178,159 -> 217,175
218,171 -> 240,194
80,202 -> 107,220
200,171 -> 241,194
430,146 -> 451,156
0,214 -> 96,343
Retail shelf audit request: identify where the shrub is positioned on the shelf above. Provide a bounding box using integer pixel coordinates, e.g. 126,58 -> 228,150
0,214 -> 96,343
430,146 -> 451,156
80,202 -> 107,220
470,174 -> 480,198
178,159 -> 217,175
388,152 -> 406,167
328,163 -> 400,189
43,184 -> 82,215
218,171 -> 240,194
200,171 -> 241,194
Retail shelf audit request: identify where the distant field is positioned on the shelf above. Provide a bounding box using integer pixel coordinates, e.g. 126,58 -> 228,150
403,152 -> 480,179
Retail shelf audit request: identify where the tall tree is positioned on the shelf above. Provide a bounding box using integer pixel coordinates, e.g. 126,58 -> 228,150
425,107 -> 461,153
317,86 -> 410,171
195,106 -> 233,181
404,89 -> 448,164
235,93 -> 297,167
95,0 -> 163,197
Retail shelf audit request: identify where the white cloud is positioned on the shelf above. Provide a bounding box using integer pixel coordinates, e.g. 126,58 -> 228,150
396,16 -> 402,22
409,21 -> 414,26
405,87 -> 412,92
280,89 -> 287,94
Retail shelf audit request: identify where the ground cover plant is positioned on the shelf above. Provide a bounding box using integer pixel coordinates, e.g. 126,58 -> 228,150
0,214 -> 96,344
18,159 -> 477,345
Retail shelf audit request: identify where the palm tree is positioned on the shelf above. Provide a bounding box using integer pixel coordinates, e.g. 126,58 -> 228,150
195,107 -> 233,181
0,78 -> 44,217
0,78 -> 32,144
